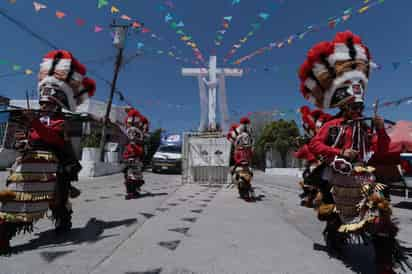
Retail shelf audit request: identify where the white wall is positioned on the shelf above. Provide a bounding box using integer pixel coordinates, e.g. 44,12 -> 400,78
265,146 -> 301,168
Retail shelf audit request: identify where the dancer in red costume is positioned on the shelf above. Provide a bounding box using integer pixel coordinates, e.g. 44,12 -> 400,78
123,108 -> 149,199
0,50 -> 96,254
298,31 -> 411,273
227,117 -> 255,200
295,106 -> 333,207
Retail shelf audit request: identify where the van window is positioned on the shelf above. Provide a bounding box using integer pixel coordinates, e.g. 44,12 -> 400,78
158,145 -> 181,153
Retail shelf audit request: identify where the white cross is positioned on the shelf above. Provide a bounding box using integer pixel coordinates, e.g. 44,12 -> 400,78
182,56 -> 243,132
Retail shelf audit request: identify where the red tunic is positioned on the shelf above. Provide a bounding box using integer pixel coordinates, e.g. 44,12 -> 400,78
309,117 -> 391,164
234,147 -> 253,165
29,117 -> 65,148
294,144 -> 317,163
123,143 -> 144,160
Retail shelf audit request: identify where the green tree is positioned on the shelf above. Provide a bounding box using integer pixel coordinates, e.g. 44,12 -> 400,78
256,119 -> 300,168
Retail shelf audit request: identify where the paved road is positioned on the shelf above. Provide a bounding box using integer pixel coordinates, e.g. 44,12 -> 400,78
0,171 -> 412,274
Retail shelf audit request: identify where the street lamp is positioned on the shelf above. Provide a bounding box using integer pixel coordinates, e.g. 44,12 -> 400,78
99,22 -> 129,162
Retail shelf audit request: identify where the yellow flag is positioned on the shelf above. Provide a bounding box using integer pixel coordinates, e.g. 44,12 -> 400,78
111,6 -> 119,14
181,36 -> 190,41
25,69 -> 33,75
358,6 -> 369,13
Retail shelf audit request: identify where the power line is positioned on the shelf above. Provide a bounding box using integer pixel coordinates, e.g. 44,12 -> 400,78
0,9 -> 58,50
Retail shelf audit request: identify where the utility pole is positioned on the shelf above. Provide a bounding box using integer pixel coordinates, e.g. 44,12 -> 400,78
99,21 -> 130,162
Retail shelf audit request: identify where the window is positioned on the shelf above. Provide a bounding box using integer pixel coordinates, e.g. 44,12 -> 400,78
159,145 -> 181,153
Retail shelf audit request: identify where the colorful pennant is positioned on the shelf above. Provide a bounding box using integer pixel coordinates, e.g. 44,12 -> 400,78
159,0 -> 205,63
214,15 -> 234,47
224,10 -> 273,63
233,0 -> 385,65
0,58 -> 33,76
33,1 -> 46,12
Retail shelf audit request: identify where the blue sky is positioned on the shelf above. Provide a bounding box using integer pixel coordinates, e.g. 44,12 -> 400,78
0,0 -> 410,132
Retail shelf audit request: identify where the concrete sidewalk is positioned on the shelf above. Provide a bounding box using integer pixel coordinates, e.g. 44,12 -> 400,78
93,182 -> 352,274
0,172 -> 182,274
1,171 -> 411,274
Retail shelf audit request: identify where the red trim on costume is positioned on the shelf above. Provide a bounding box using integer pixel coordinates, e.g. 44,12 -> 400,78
29,118 -> 65,148
123,144 -> 144,160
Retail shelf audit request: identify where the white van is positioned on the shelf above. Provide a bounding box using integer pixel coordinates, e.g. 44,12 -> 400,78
152,134 -> 182,173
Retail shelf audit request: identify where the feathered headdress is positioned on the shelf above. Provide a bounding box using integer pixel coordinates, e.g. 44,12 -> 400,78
37,50 -> 96,111
227,117 -> 253,144
299,31 -> 371,109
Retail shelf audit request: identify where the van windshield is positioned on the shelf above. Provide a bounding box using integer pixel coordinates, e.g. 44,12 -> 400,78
158,145 -> 181,153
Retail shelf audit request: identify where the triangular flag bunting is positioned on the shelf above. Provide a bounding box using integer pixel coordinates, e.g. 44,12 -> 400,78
132,21 -> 141,29
56,11 -> 66,19
76,18 -> 85,26
33,1 -> 46,12
343,8 -> 352,15
94,25 -> 103,32
251,23 -> 260,30
259,12 -> 270,20
358,6 -> 369,13
111,6 -> 119,13
165,13 -> 173,22
120,14 -> 131,21
176,21 -> 184,28
97,0 -> 108,8
224,16 -> 233,22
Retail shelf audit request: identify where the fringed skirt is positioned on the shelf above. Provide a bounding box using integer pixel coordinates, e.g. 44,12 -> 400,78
125,160 -> 143,183
330,172 -> 384,234
0,150 -> 58,225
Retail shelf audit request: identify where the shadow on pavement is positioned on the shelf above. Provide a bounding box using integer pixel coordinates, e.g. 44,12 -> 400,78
138,192 -> 169,199
125,269 -> 163,274
238,194 -> 265,203
12,217 -> 137,255
394,201 -> 412,210
313,242 -> 375,274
